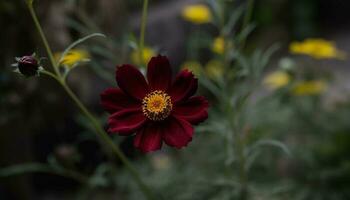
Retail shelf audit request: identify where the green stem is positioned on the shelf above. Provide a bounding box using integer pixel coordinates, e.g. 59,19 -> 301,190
219,0 -> 225,29
41,70 -> 61,82
59,81 -> 155,200
235,131 -> 247,200
226,100 -> 248,199
240,0 -> 255,49
26,1 -> 60,76
27,2 -> 155,200
139,0 -> 149,67
232,102 -> 248,200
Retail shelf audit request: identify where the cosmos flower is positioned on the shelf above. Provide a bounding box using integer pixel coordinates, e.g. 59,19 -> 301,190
292,80 -> 328,96
264,71 -> 291,90
101,55 -> 209,152
289,38 -> 346,59
181,4 -> 212,24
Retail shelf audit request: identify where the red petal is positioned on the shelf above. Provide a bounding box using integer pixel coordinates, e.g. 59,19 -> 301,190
172,96 -> 209,125
108,109 -> 146,135
162,117 -> 194,148
134,124 -> 163,152
147,55 -> 172,91
116,64 -> 149,100
168,69 -> 198,103
100,88 -> 140,113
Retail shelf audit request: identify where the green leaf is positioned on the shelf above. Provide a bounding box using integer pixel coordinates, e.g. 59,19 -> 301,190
236,24 -> 256,44
0,163 -> 88,184
249,139 -> 292,156
260,44 -> 280,70
128,33 -> 139,50
0,163 -> 52,177
199,76 -> 222,98
88,164 -> 112,187
245,139 -> 291,171
245,150 -> 261,170
59,33 -> 106,64
206,0 -> 222,27
223,5 -> 244,35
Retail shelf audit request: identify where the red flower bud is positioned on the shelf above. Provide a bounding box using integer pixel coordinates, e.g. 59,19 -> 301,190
17,55 -> 39,77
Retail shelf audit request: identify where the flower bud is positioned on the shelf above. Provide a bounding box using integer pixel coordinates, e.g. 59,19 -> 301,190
14,55 -> 39,77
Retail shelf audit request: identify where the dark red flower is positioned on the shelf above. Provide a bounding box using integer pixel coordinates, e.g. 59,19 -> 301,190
101,55 -> 209,152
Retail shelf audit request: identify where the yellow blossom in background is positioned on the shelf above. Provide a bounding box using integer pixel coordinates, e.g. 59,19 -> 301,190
151,154 -> 172,170
181,4 -> 212,24
181,60 -> 202,76
131,47 -> 156,66
264,71 -> 291,90
292,80 -> 328,96
289,38 -> 346,59
56,49 -> 90,68
205,60 -> 224,80
212,37 -> 225,54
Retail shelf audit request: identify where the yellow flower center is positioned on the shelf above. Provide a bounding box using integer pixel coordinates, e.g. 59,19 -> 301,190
142,91 -> 172,121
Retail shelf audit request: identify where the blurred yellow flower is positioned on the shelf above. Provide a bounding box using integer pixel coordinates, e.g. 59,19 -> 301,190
205,60 -> 224,80
151,154 -> 171,170
212,37 -> 225,54
56,49 -> 90,68
292,80 -> 328,96
131,47 -> 156,66
181,4 -> 212,24
264,71 -> 291,90
289,38 -> 346,59
181,60 -> 202,76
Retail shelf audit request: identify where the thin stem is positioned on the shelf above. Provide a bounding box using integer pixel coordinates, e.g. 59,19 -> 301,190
235,131 -> 247,200
26,1 -> 60,76
223,94 -> 248,199
40,70 -> 60,81
139,0 -> 149,67
26,2 -> 155,199
232,102 -> 248,200
59,82 -> 155,200
240,0 -> 255,49
219,0 -> 225,29
40,70 -> 156,200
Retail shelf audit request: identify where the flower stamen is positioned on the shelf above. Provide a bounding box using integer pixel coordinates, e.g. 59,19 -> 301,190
142,90 -> 172,121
